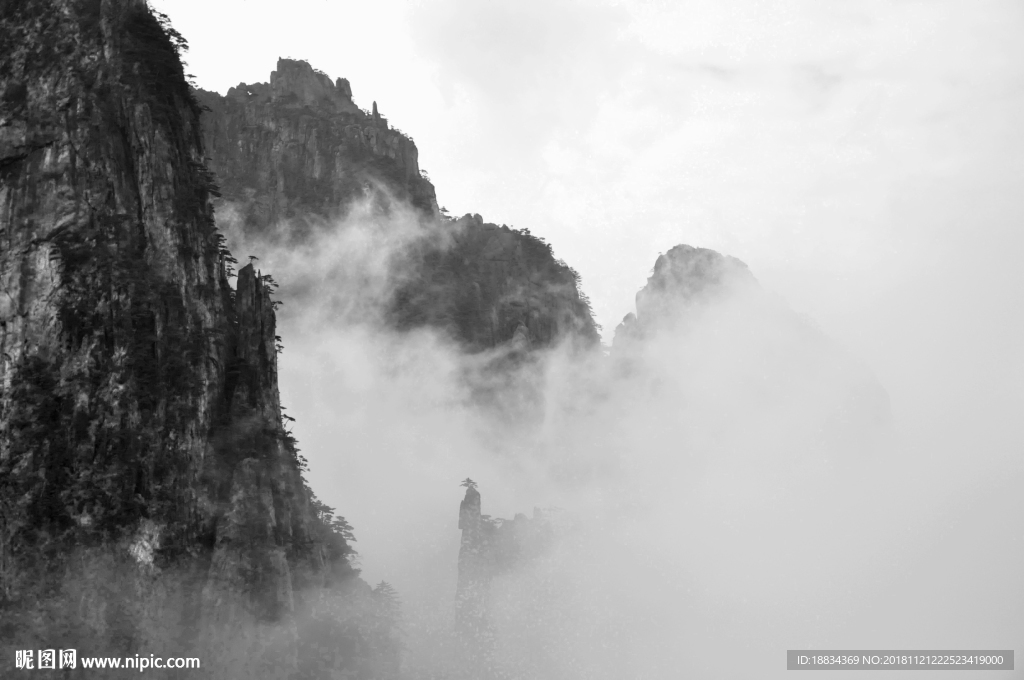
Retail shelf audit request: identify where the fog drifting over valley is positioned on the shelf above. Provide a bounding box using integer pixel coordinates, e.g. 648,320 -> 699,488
217,189 -> 1020,678
154,0 -> 1024,676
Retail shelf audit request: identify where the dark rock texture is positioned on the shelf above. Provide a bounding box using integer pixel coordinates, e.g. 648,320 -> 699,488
195,58 -> 438,234
390,213 -> 601,351
0,0 -> 233,555
0,2 -> 370,676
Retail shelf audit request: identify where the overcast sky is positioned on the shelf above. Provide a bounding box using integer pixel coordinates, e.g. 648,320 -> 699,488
153,0 -> 1023,449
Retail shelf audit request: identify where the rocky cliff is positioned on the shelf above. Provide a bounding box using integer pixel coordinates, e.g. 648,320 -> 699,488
1,0 -> 235,562
195,58 -> 438,234
197,60 -> 600,352
0,3 -> 382,677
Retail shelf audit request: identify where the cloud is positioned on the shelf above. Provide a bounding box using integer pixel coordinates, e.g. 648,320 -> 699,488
217,188 -> 1016,679
411,0 -> 637,161
154,0 -> 1024,673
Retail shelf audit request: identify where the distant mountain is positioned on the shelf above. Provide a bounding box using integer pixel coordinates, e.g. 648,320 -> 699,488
614,244 -> 759,345
615,244 -> 891,444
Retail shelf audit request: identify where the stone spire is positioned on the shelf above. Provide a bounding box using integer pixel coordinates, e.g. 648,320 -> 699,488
455,484 -> 486,625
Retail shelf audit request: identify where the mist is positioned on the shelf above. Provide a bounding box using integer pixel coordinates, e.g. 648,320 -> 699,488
2,0 -> 1020,677
180,4 -> 1024,676
213,179 -> 1022,679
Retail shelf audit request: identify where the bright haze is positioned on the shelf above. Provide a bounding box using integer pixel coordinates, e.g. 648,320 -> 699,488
154,0 -> 1023,677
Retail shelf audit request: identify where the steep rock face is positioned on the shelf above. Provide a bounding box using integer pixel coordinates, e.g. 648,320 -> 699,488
195,58 -> 438,233
1,0 -> 226,555
455,485 -> 487,626
0,3 -> 355,675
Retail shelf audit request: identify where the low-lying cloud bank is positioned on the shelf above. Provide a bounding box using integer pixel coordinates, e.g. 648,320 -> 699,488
218,192 -> 1022,679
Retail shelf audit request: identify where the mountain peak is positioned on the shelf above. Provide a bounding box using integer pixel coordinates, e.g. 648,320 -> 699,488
224,58 -> 361,115
615,244 -> 758,345
644,244 -> 756,305
198,60 -> 436,223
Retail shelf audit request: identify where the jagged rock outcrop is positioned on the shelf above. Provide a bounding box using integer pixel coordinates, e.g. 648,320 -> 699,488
455,485 -> 487,626
455,484 -> 552,628
0,3 -> 365,676
195,58 -> 438,233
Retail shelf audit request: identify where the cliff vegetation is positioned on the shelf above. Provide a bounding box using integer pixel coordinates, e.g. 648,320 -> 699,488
0,2 -> 397,677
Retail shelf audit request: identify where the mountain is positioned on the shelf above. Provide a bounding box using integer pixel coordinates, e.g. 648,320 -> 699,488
613,244 -> 758,345
194,58 -> 438,234
0,3 -> 892,678
614,244 -> 891,442
196,60 -> 600,351
0,3 -> 395,677
389,213 -> 600,350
